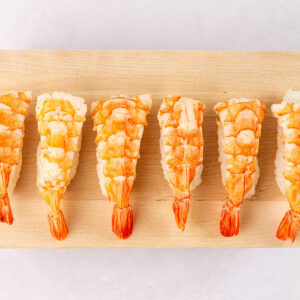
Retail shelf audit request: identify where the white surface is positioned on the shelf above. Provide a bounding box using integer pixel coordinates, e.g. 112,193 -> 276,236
1,0 -> 300,50
0,249 -> 299,300
1,0 -> 300,299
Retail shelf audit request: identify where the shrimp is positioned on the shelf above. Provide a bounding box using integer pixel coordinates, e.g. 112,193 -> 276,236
36,92 -> 86,240
158,96 -> 205,231
272,90 -> 300,242
215,99 -> 266,237
91,95 -> 152,239
0,91 -> 31,224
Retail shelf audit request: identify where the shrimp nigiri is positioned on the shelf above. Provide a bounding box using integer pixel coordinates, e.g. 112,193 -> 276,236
215,98 -> 266,237
91,95 -> 152,239
158,96 -> 205,231
0,91 -> 31,224
36,92 -> 86,240
272,90 -> 300,242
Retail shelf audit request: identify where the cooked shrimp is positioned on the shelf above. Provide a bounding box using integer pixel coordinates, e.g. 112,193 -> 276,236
36,92 -> 86,240
215,99 -> 266,237
91,95 -> 152,239
0,91 -> 31,224
158,96 -> 204,231
272,90 -> 300,242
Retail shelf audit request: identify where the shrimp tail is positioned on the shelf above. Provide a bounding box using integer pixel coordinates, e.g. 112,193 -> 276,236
220,199 -> 240,237
112,205 -> 133,239
172,197 -> 190,231
276,210 -> 300,242
0,164 -> 13,224
0,195 -> 13,224
48,211 -> 68,241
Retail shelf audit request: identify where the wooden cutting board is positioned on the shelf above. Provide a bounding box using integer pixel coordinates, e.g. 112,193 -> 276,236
0,50 -> 299,248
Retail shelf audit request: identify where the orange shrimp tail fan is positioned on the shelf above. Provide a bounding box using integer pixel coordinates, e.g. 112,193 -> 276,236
0,164 -> 13,224
220,200 -> 240,237
48,211 -> 69,241
0,195 -> 13,224
112,205 -> 133,239
276,210 -> 300,242
172,198 -> 190,231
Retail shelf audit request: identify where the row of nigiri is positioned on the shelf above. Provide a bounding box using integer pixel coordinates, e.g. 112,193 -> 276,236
0,90 -> 299,242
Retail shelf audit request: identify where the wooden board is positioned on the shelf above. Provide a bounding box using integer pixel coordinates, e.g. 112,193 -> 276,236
0,50 -> 299,248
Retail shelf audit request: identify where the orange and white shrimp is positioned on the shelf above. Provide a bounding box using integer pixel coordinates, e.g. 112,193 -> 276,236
272,90 -> 300,242
215,98 -> 266,237
91,95 -> 152,239
158,96 -> 205,231
36,92 -> 86,240
0,91 -> 31,224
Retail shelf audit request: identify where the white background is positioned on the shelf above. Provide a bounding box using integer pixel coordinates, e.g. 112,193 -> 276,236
1,0 -> 300,299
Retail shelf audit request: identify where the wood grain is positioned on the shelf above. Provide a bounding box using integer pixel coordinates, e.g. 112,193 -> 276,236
0,50 -> 299,248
